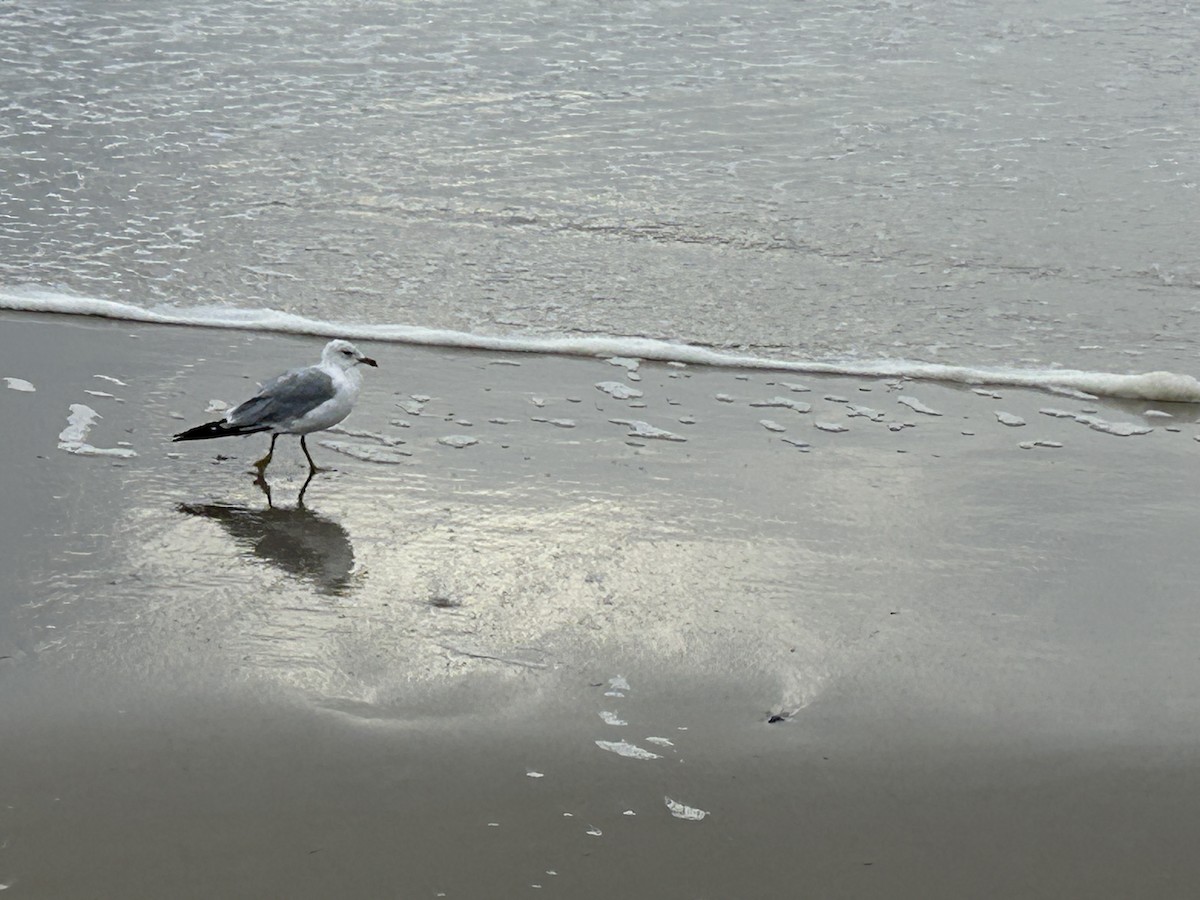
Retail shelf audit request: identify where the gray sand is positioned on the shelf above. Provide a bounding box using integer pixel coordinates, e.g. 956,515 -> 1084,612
4,312 -> 1200,898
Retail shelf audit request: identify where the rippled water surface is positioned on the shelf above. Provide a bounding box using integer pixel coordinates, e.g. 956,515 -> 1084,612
2,0 -> 1199,368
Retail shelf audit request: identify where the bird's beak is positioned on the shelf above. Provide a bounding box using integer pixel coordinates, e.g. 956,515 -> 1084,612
360,356 -> 378,368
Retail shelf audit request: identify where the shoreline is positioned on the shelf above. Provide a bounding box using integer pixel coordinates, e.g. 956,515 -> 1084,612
5,292 -> 1200,402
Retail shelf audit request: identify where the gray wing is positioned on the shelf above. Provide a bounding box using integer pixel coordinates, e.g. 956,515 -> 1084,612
227,366 -> 336,428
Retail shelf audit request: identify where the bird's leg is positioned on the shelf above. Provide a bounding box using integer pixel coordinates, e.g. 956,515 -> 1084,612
253,433 -> 278,474
300,435 -> 328,474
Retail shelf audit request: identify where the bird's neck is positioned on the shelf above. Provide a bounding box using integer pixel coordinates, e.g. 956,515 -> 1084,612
327,363 -> 363,395
341,365 -> 363,392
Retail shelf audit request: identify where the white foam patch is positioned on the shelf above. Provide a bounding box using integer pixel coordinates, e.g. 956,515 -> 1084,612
898,396 -> 943,416
1073,415 -> 1153,437
595,740 -> 661,760
604,675 -> 630,697
608,356 -> 641,372
609,419 -> 687,442
6,286 -> 1200,401
596,381 -> 643,400
326,425 -> 406,446
846,404 -> 884,421
57,404 -> 138,458
3,377 -> 35,392
664,797 -> 708,821
749,397 -> 811,412
1039,409 -> 1153,436
599,711 -> 627,726
437,435 -> 479,449
317,440 -> 412,462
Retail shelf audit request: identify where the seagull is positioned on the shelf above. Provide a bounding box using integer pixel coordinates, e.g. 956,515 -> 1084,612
173,339 -> 378,475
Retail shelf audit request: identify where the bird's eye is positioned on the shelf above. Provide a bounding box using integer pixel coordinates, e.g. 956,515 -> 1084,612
342,349 -> 352,355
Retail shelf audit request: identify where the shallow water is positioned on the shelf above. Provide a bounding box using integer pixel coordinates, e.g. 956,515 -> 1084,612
2,0 -> 1199,371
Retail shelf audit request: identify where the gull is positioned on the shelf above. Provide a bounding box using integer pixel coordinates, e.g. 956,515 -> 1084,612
173,339 -> 378,475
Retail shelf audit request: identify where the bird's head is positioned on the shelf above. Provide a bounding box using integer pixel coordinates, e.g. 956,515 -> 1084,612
323,339 -> 378,370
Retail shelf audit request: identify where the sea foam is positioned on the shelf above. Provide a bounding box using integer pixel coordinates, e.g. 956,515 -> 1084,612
5,286 -> 1200,403
57,404 -> 138,458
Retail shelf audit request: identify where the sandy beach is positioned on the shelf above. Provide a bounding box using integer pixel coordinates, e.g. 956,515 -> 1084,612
4,310 -> 1200,898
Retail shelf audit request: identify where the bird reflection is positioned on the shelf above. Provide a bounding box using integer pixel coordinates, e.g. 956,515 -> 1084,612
177,474 -> 355,596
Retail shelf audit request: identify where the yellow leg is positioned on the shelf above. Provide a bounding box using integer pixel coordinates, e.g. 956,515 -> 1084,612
253,433 -> 278,473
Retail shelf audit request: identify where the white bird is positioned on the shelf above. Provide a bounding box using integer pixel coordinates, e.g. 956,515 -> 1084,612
173,339 -> 378,475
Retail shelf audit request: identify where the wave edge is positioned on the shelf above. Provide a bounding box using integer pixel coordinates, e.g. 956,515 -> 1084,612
4,286 -> 1198,403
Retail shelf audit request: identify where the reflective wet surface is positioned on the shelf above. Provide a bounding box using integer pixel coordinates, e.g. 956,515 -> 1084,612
177,476 -> 356,596
2,314 -> 1198,713
5,315 -> 1200,895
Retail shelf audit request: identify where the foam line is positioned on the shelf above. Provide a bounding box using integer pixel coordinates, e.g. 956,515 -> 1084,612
4,285 -> 1199,402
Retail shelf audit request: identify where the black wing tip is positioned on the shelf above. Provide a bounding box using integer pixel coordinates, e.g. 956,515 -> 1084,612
172,421 -> 222,442
172,420 -> 265,442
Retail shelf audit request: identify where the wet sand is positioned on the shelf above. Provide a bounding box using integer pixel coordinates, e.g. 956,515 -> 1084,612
4,311 -> 1200,898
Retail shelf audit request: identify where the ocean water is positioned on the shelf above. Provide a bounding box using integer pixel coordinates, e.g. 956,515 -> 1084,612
2,0 -> 1199,385
7,8 -> 1200,888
